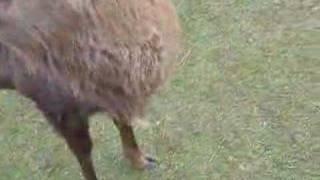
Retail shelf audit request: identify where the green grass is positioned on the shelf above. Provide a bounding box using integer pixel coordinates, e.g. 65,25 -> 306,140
1,0 -> 320,179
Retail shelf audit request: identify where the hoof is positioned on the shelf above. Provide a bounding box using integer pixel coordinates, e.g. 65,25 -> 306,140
144,155 -> 157,170
124,151 -> 158,170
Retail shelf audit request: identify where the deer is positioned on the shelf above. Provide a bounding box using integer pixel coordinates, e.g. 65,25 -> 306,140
0,0 -> 182,179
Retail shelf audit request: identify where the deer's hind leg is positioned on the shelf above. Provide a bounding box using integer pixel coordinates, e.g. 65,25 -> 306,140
113,119 -> 157,170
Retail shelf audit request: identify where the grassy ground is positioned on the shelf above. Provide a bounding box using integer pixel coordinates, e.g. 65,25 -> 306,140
0,0 -> 319,179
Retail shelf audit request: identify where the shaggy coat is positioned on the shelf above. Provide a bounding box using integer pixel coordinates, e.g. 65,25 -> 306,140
0,0 -> 182,180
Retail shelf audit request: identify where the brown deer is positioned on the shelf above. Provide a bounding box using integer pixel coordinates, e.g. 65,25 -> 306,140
0,0 -> 182,179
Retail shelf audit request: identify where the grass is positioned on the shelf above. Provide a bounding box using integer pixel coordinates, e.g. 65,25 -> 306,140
0,0 -> 320,179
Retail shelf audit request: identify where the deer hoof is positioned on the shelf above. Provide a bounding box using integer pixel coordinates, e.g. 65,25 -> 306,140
144,155 -> 157,170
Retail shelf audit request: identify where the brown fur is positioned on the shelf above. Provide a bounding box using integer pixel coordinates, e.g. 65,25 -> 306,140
0,0 -> 182,122
0,0 -> 182,179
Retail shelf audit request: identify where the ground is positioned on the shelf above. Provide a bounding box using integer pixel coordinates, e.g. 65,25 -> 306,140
0,0 -> 319,179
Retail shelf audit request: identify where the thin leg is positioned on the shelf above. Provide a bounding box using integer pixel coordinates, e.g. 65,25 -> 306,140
113,119 -> 157,170
48,113 -> 98,180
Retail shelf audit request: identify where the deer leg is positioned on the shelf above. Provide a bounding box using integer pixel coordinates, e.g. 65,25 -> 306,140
46,113 -> 98,180
113,119 -> 157,170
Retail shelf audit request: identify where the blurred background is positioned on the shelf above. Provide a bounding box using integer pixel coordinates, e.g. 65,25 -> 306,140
0,0 -> 319,179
